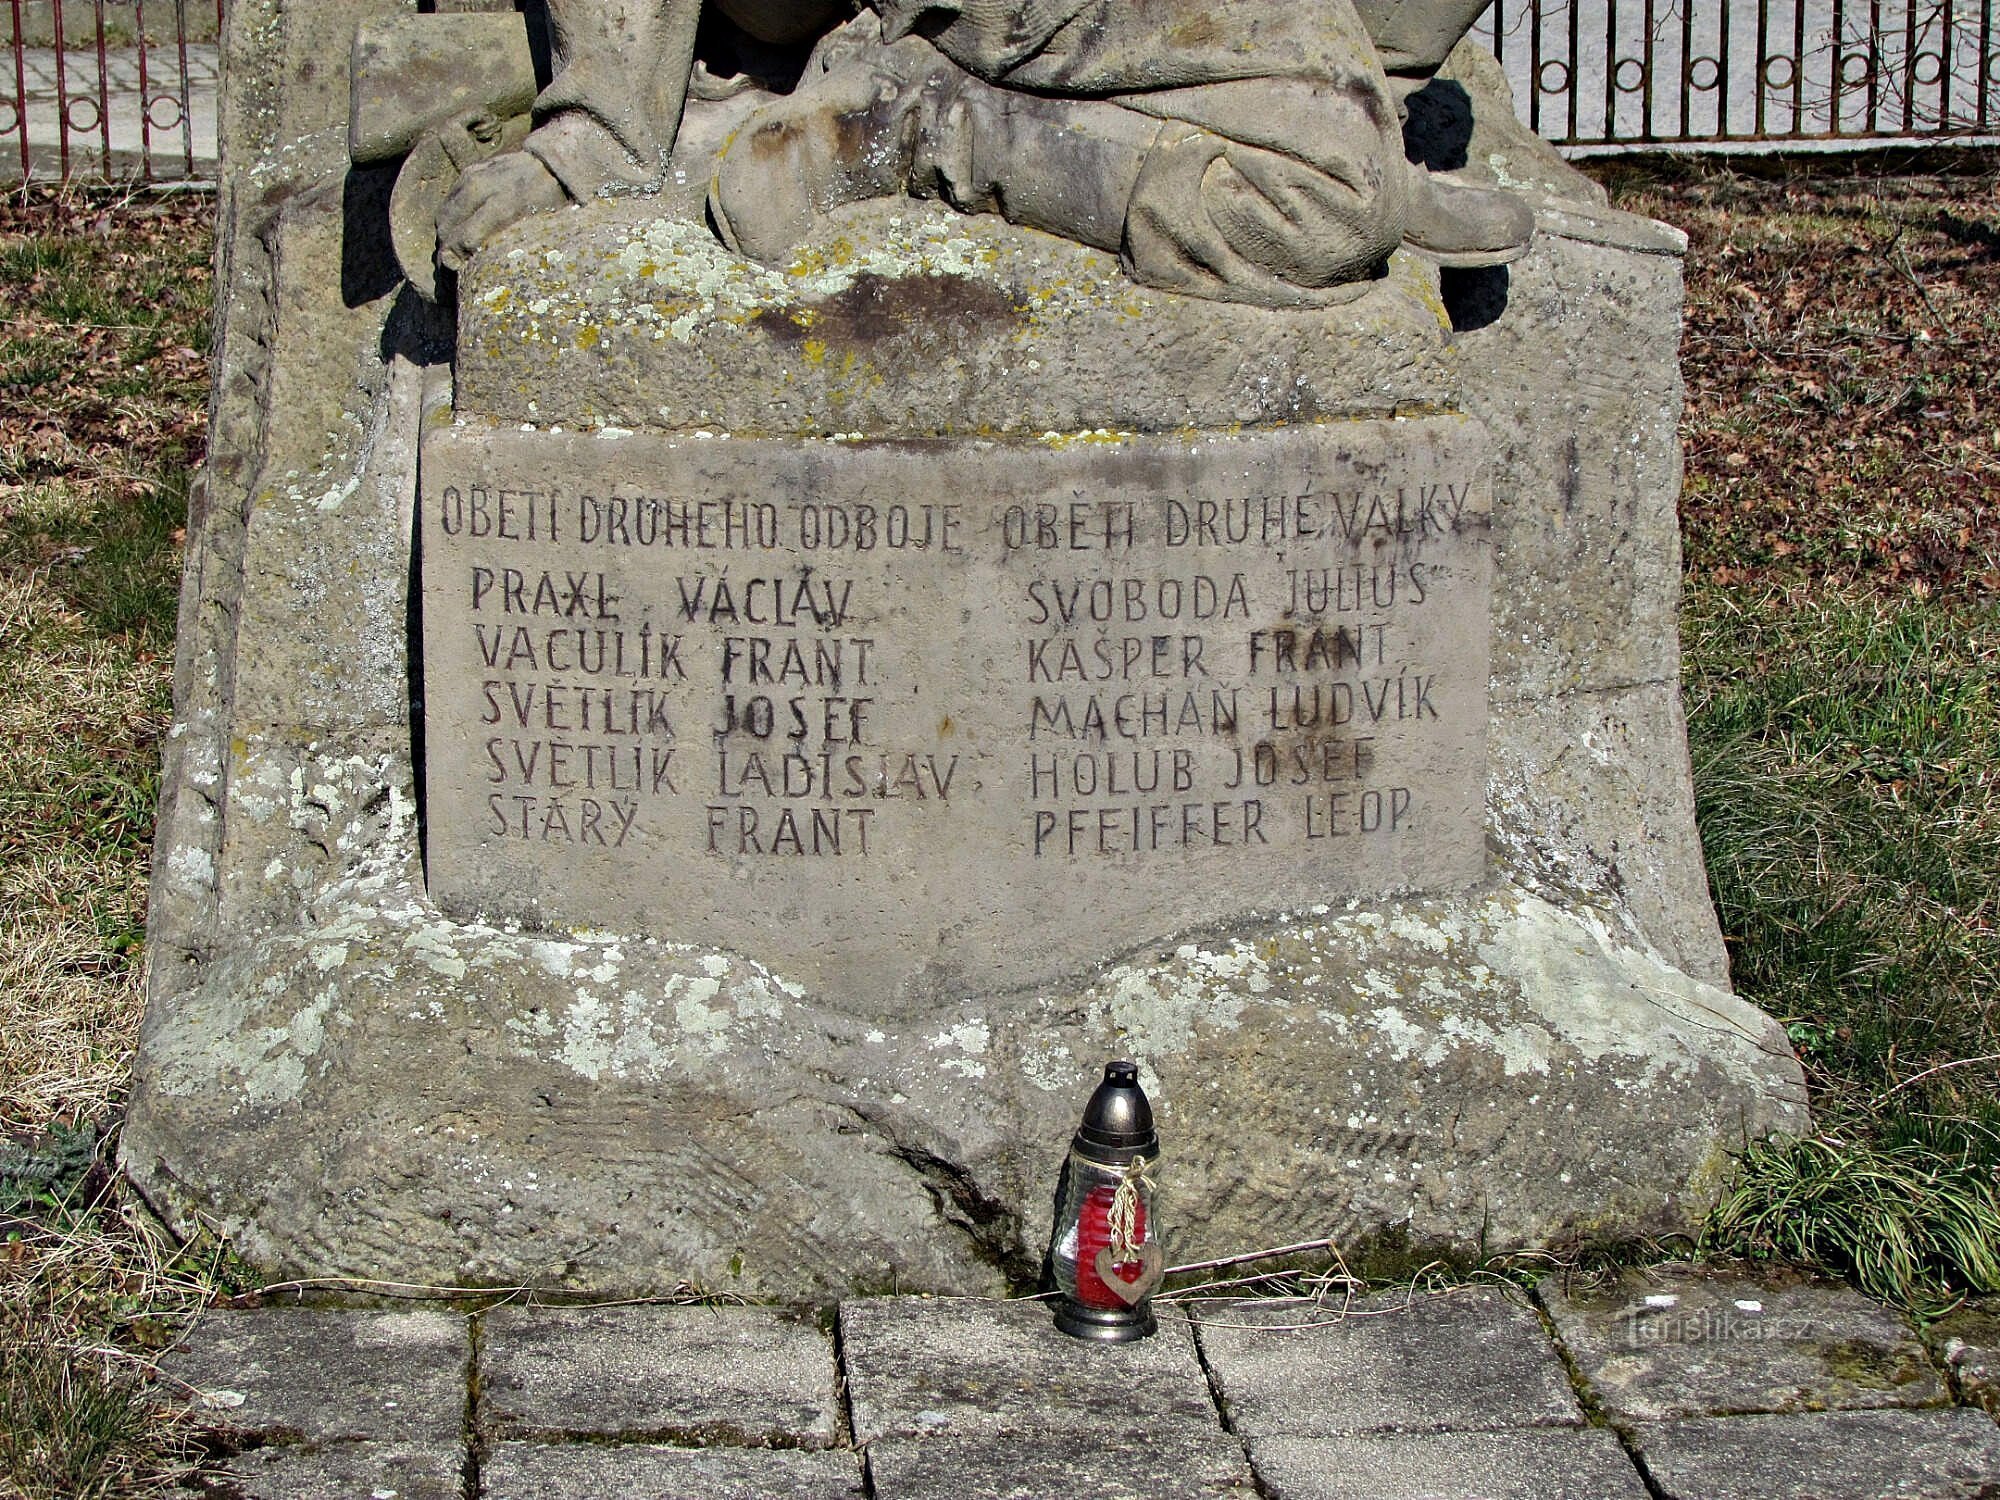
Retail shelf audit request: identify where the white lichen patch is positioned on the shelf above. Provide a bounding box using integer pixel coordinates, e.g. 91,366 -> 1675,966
1474,890 -> 1782,1088
929,1018 -> 991,1079
1080,937 -> 1276,1064
1018,1035 -> 1075,1094
673,977 -> 732,1054
403,923 -> 468,982
165,842 -> 215,892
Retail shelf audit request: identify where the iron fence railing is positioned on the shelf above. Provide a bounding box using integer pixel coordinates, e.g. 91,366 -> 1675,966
3,0 -> 220,184
0,0 -> 1995,184
1474,0 -> 2000,147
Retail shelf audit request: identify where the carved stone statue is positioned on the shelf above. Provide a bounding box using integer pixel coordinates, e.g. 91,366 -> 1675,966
431,0 -> 1534,307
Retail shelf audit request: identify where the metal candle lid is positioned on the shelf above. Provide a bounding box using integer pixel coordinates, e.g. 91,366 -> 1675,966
1071,1060 -> 1158,1164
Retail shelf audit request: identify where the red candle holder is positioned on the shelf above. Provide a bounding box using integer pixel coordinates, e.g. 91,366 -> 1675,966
1052,1060 -> 1161,1341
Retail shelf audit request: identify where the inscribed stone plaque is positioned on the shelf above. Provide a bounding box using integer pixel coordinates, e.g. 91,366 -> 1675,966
418,418 -> 1491,999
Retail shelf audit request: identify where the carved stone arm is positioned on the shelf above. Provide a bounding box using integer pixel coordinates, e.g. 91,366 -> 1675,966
523,0 -> 706,199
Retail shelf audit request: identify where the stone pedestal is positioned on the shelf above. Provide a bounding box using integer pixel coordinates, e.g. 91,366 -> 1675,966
123,1 -> 1806,1297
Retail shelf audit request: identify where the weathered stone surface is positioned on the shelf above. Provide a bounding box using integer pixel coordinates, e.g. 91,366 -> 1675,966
195,1440 -> 464,1500
1248,1428 -> 1649,1500
479,1305 -> 838,1444
455,196 -> 1459,440
1458,198 -> 1721,987
125,0 -> 1805,1298
1630,1409 -> 2000,1500
1541,1266 -> 1947,1422
483,1441 -> 866,1499
123,876 -> 1805,1296
1194,1288 -> 1583,1437
161,1309 -> 466,1444
348,12 -> 537,166
1487,678 -> 1722,992
420,417 -> 1493,999
841,1298 -> 1216,1441
866,1429 -> 1259,1499
1928,1299 -> 2000,1419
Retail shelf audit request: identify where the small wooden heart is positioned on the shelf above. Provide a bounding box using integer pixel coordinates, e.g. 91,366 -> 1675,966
1093,1242 -> 1165,1306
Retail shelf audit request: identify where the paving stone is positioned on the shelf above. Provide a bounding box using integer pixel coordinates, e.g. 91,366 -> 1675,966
479,1304 -> 838,1444
160,1308 -> 468,1444
1927,1299 -> 2000,1420
1192,1288 -> 1584,1437
865,1427 -> 1258,1498
1539,1265 -> 1947,1422
194,1440 -> 463,1500
840,1297 -> 1220,1442
1632,1408 -> 2000,1500
1247,1428 -> 1650,1500
482,1441 -> 865,1499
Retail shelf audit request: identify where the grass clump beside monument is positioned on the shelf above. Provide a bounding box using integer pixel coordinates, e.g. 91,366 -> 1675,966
0,185 -> 221,1499
1611,160 -> 2000,1312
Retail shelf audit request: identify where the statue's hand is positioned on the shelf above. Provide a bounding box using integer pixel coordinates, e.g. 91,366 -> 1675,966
436,152 -> 569,276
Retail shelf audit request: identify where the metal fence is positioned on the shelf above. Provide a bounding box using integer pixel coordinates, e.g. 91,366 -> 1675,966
3,0 -> 220,183
1474,0 -> 2000,148
1,0 -> 1996,184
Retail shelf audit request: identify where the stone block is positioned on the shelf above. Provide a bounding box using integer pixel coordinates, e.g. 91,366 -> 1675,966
1631,1408 -> 2000,1500
1193,1288 -> 1583,1437
195,1440 -> 464,1500
865,1428 -> 1258,1498
1540,1266 -> 1947,1422
161,1308 -> 467,1444
455,195 -> 1459,439
1928,1299 -> 2000,1420
840,1298 -> 1218,1442
483,1441 -> 866,1499
122,877 -> 1806,1298
479,1305 -> 838,1444
1247,1428 -> 1649,1500
418,415 -> 1494,999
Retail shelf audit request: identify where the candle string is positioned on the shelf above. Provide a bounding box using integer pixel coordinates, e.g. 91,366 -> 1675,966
1104,1152 -> 1158,1262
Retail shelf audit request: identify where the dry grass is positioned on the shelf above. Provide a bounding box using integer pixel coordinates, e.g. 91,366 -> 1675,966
1608,158 -> 2000,1307
0,185 -> 217,1500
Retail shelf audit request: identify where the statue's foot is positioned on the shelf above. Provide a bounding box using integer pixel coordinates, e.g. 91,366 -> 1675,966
709,35 -> 957,264
1402,168 -> 1534,267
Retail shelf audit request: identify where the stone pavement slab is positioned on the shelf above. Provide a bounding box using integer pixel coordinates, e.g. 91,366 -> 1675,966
193,1440 -> 463,1500
161,1308 -> 467,1444
483,1441 -> 865,1499
1193,1287 -> 1584,1437
866,1427 -> 1258,1498
1248,1428 -> 1651,1500
1540,1265 -> 1946,1422
1631,1408 -> 2000,1500
840,1297 -> 1219,1441
479,1304 -> 838,1445
1928,1299 -> 2000,1420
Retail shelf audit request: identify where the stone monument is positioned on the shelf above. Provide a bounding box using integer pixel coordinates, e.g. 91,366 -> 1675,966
123,0 -> 1808,1296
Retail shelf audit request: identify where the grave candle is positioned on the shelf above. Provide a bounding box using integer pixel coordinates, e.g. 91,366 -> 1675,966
1052,1060 -> 1162,1342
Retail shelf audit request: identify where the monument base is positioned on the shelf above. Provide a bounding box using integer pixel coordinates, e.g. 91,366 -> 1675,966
126,8 -> 1807,1296
125,844 -> 1806,1295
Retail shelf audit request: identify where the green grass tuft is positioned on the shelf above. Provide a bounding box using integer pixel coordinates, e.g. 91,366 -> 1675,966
1705,1133 -> 2000,1313
1684,584 -> 2000,1166
0,1333 -> 187,1500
